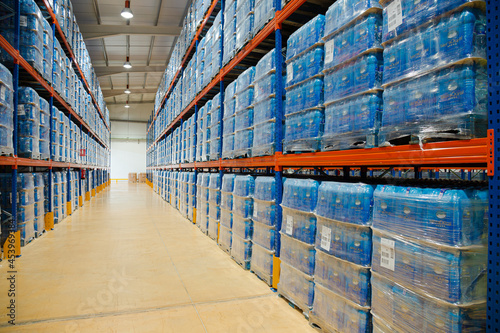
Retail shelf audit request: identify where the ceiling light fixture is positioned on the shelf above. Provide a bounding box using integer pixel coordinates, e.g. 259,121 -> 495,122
124,85 -> 131,94
121,1 -> 134,19
123,56 -> 132,69
125,101 -> 130,108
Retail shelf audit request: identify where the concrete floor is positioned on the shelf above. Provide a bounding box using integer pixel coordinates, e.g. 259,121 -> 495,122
0,183 -> 315,332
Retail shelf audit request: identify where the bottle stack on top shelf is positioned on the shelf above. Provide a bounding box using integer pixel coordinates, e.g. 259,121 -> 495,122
310,182 -> 374,332
231,175 -> 255,269
250,176 -> 278,285
278,178 -> 319,312
283,15 -> 325,153
234,67 -> 255,158
208,173 -> 222,240
219,173 -> 236,253
322,0 -> 384,150
0,64 -> 13,156
236,0 -> 255,52
223,0 -> 238,66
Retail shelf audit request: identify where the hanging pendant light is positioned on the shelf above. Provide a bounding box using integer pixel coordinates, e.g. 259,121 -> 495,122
123,56 -> 132,69
125,101 -> 130,108
121,1 -> 134,19
124,85 -> 131,94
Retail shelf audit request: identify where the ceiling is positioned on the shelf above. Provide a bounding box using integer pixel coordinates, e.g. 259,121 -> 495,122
72,0 -> 192,122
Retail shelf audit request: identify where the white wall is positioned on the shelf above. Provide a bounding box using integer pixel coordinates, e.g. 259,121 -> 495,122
110,121 -> 147,179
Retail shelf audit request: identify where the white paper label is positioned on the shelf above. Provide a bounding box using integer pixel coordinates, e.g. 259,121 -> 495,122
17,104 -> 25,116
386,0 -> 403,32
20,16 -> 28,27
285,215 -> 293,235
320,226 -> 332,251
286,64 -> 293,83
0,86 -> 5,101
325,39 -> 334,64
40,113 -> 45,124
380,238 -> 396,271
253,202 -> 258,218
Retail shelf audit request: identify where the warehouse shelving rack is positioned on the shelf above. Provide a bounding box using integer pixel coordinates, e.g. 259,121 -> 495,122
0,0 -> 111,257
145,0 -> 499,329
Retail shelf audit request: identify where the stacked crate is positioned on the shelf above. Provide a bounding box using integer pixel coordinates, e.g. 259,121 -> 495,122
322,0 -> 383,150
41,16 -> 53,84
310,182 -> 374,332
18,87 -> 40,159
283,15 -> 325,153
196,103 -> 207,161
33,173 -> 45,237
52,172 -> 62,223
38,97 -> 50,160
51,106 -> 60,161
235,0 -> 255,51
278,178 -> 319,312
222,81 -> 237,159
223,0 -> 238,66
231,175 -> 255,269
234,67 -> 255,158
208,94 -> 222,161
179,172 -> 188,218
219,174 -> 236,253
208,173 -> 221,240
196,173 -> 210,234
186,172 -> 196,222
250,176 -> 278,285
253,0 -> 275,37
0,64 -> 14,155
379,0 -> 487,145
60,172 -> 67,219
252,49 -> 280,157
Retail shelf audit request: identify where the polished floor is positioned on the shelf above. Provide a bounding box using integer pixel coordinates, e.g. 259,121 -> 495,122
0,183 -> 315,332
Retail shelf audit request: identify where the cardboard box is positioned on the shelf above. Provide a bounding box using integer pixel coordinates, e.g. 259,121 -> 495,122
128,173 -> 137,183
138,173 -> 147,183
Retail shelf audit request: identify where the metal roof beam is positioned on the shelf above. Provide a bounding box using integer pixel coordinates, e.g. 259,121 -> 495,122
80,24 -> 182,40
95,66 -> 165,77
102,88 -> 158,98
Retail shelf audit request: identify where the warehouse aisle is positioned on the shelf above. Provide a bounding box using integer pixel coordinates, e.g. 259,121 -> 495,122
0,183 -> 314,332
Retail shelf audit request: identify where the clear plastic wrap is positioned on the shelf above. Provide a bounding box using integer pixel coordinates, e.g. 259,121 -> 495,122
221,192 -> 234,210
324,0 -> 382,38
218,224 -> 233,253
254,176 -> 276,201
284,108 -> 324,153
371,273 -> 486,333
372,185 -> 488,247
316,215 -> 372,266
323,51 -> 383,104
232,214 -> 253,240
382,8 -> 486,85
209,204 -> 220,221
233,175 -> 255,197
372,229 -> 486,304
236,0 -> 255,23
315,181 -> 375,225
253,0 -> 275,36
222,134 -> 235,159
231,234 -> 252,269
280,233 -> 316,275
223,114 -> 236,135
278,261 -> 315,310
250,242 -> 274,285
252,221 -> 276,250
284,77 -> 324,116
252,199 -> 277,226
235,107 -> 254,131
380,60 -> 487,145
281,207 -> 317,245
286,14 -> 325,61
282,178 -> 319,212
233,195 -> 254,218
253,96 -> 277,124
220,208 -> 233,228
208,217 -> 219,240
322,92 -> 382,150
236,87 -> 255,112
222,174 -> 236,192
286,46 -> 324,88
315,250 -> 371,306
236,13 -> 254,51
310,283 -> 371,333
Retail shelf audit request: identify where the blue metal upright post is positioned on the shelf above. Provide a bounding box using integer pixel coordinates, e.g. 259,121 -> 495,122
487,0 -> 500,330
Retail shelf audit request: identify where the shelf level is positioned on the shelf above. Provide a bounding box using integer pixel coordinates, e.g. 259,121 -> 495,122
0,156 -> 108,169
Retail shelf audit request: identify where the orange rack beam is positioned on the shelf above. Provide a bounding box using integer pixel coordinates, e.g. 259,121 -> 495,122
41,0 -> 110,131
0,156 -> 109,169
0,35 -> 109,150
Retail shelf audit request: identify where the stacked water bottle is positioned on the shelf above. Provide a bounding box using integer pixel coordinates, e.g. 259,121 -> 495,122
0,0 -> 44,75
186,172 -> 196,222
222,81 -> 237,159
252,49 -> 281,157
223,0 -> 238,66
379,0 -> 487,145
52,172 -> 61,223
196,173 -> 210,234
196,103 -> 206,161
202,103 -> 211,161
0,173 -> 36,246
41,16 -> 53,84
39,97 -> 50,160
199,12 -> 222,90
283,15 -> 325,153
18,87 -> 40,159
219,174 -> 236,253
209,94 -> 222,160
60,171 -> 67,219
234,67 -> 255,158
253,0 -> 275,37
208,173 -> 222,240
178,172 -> 188,218
231,175 -> 255,269
0,64 -> 14,155
33,173 -> 45,237
236,0 -> 255,51
278,178 -> 318,312
310,182 -> 374,332
71,171 -> 79,211
371,184 -> 487,332
322,0 -> 384,150
250,176 -> 278,285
